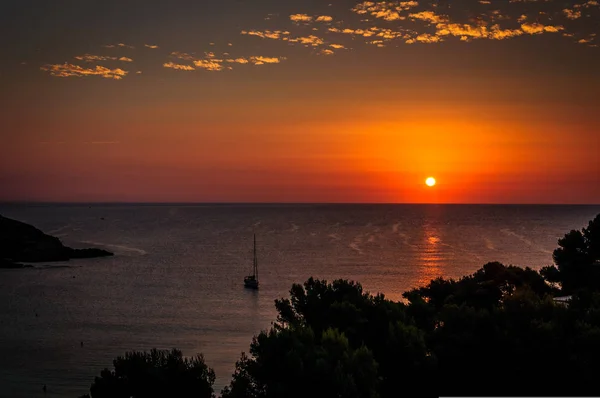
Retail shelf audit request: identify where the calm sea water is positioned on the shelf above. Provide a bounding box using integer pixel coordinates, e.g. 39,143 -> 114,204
0,204 -> 598,397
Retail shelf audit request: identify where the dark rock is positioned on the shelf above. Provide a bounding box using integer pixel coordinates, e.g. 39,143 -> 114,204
67,247 -> 113,259
0,257 -> 32,269
0,215 -> 114,264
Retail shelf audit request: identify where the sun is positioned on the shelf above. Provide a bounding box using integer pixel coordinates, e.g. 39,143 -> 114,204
425,177 -> 436,187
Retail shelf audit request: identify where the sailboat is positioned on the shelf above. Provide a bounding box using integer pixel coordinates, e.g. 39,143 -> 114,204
244,234 -> 259,290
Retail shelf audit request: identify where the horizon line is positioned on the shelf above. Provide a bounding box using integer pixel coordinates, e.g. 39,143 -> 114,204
1,201 -> 599,206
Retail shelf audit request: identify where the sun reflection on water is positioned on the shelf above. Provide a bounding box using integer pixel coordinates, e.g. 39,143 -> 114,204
416,223 -> 445,286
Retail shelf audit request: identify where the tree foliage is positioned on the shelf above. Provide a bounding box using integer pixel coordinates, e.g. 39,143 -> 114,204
79,348 -> 215,398
541,213 -> 600,293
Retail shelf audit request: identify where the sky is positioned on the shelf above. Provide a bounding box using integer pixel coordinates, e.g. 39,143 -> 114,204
1,0 -> 599,204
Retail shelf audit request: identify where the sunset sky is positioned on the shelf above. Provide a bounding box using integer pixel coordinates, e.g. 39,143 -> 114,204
1,0 -> 599,204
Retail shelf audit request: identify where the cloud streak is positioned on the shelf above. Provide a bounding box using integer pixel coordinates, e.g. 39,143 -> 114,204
37,0 -> 599,81
103,43 -> 135,49
163,52 -> 286,72
241,29 -> 347,54
40,63 -> 128,79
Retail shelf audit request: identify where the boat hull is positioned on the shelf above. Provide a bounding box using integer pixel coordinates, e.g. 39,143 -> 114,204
244,281 -> 259,290
244,275 -> 259,289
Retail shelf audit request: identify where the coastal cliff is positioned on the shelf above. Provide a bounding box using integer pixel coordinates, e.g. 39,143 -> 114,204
0,215 -> 113,268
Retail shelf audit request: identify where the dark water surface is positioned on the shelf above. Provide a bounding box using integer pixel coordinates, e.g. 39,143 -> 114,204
0,204 -> 598,397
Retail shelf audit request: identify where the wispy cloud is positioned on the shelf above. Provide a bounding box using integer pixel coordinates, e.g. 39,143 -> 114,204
103,43 -> 135,49
242,28 -> 349,53
164,52 -> 286,72
408,10 -> 447,24
249,56 -> 284,65
288,35 -> 325,46
163,62 -> 195,71
193,58 -> 226,71
521,22 -> 564,34
241,30 -> 290,39
316,15 -> 334,22
74,54 -> 134,63
290,13 -> 335,23
334,0 -> 594,46
352,1 -> 419,21
170,51 -> 197,61
290,14 -> 314,23
40,63 -> 128,79
38,0 -> 600,81
563,8 -> 582,19
74,54 -> 117,62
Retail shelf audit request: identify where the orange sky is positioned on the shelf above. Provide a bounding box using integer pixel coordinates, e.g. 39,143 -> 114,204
1,0 -> 599,203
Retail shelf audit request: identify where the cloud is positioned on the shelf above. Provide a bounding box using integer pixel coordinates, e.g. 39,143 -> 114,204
163,62 -> 195,71
74,54 -> 134,63
103,43 -> 135,49
328,26 -> 408,42
352,1 -> 419,21
288,35 -> 325,46
39,0 -> 600,80
289,13 -> 334,23
330,0 -> 578,46
521,22 -> 564,34
369,40 -> 386,47
241,30 -> 290,39
224,56 -> 286,65
164,52 -> 286,72
74,54 -> 117,62
574,0 -> 600,8
406,33 -> 443,44
170,52 -> 197,61
40,63 -> 128,79
193,59 -> 225,71
408,11 -> 448,24
249,56 -> 284,64
227,58 -> 250,64
290,14 -> 313,22
316,15 -> 334,22
241,29 -> 340,52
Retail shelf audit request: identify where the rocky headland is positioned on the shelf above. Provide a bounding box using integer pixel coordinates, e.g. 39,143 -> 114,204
0,215 -> 113,268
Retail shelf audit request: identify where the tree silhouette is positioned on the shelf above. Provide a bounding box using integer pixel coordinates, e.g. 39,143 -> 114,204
78,348 -> 215,398
541,213 -> 600,294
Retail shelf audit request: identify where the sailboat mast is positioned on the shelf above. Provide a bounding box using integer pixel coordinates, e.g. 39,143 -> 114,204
253,234 -> 258,280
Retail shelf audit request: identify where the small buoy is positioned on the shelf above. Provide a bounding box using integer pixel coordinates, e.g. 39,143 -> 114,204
43,384 -> 47,393
81,341 -> 84,347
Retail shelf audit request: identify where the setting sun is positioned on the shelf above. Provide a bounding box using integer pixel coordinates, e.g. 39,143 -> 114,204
426,177 -> 436,187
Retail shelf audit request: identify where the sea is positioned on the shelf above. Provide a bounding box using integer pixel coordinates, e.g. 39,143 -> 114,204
0,203 -> 598,398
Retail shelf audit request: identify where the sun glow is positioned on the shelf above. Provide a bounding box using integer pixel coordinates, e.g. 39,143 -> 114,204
426,177 -> 436,187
